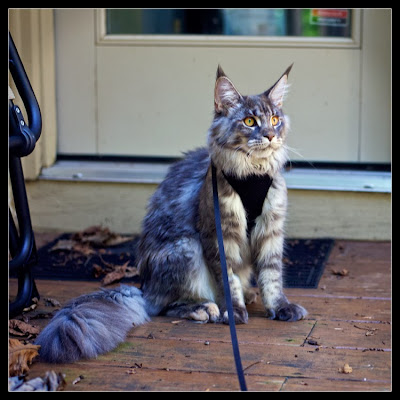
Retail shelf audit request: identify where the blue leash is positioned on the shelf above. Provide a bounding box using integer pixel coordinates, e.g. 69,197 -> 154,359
211,163 -> 247,392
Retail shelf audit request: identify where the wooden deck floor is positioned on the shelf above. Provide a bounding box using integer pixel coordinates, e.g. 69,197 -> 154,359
9,239 -> 391,391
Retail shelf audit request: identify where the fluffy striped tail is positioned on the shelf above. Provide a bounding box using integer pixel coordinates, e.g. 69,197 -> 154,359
35,285 -> 150,363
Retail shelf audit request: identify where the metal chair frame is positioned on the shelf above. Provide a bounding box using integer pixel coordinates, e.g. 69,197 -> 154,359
9,32 -> 42,318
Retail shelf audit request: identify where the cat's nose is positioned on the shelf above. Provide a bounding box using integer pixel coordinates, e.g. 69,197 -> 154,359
263,132 -> 275,141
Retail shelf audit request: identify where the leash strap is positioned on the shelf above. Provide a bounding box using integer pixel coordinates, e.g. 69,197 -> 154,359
211,163 -> 247,392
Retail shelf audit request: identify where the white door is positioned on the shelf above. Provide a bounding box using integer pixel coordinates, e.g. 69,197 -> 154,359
54,9 -> 391,164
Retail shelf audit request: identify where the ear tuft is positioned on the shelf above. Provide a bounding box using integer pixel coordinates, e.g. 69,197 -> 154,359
216,64 -> 226,80
214,70 -> 242,113
267,63 -> 293,108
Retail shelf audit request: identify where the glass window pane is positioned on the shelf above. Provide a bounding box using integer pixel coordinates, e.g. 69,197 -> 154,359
106,9 -> 352,38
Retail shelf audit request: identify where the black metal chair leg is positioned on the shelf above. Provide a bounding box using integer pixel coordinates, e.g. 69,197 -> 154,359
9,208 -> 40,318
9,32 -> 42,318
9,157 -> 40,317
9,260 -> 40,318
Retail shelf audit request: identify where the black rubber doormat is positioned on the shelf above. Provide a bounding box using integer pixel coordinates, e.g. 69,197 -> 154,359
283,238 -> 335,288
12,233 -> 334,289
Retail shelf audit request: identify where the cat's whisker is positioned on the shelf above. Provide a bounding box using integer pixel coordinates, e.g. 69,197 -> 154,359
284,145 -> 303,159
284,145 -> 316,169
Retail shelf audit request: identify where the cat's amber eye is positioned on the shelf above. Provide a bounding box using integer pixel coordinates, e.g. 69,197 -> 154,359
243,117 -> 256,127
270,115 -> 280,126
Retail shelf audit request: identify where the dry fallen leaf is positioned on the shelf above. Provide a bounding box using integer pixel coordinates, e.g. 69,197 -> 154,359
92,263 -> 105,278
101,261 -> 129,286
73,225 -> 133,247
43,297 -> 62,307
124,266 -> 139,278
72,375 -> 84,385
331,268 -> 349,277
353,324 -> 378,336
338,363 -> 353,374
49,239 -> 96,258
49,239 -> 76,252
22,297 -> 39,313
72,242 -> 97,256
9,339 -> 40,376
9,320 -> 40,338
126,369 -> 136,375
104,233 -> 134,247
77,226 -> 110,246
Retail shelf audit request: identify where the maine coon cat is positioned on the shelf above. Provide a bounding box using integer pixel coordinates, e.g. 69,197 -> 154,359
35,65 -> 307,363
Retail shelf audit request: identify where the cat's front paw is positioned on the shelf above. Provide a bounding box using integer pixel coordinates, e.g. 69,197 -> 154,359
222,306 -> 248,324
266,303 -> 307,322
244,288 -> 258,305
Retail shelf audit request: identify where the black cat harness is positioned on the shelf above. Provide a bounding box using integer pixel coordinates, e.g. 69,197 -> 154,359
211,163 -> 273,392
222,170 -> 273,234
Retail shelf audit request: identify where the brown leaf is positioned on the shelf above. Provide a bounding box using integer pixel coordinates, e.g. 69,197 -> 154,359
101,261 -> 129,286
53,226 -> 134,253
49,239 -> 76,252
92,263 -> 105,278
73,225 -> 104,239
43,297 -> 62,307
22,297 -> 39,313
103,234 -> 134,247
9,320 -> 40,338
73,225 -> 133,247
9,339 -> 40,376
124,266 -> 139,278
331,268 -> 349,276
71,242 -> 96,257
49,239 -> 95,257
338,363 -> 353,374
80,231 -> 110,247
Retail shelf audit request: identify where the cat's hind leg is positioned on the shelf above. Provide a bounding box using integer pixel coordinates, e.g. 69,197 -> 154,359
163,301 -> 220,323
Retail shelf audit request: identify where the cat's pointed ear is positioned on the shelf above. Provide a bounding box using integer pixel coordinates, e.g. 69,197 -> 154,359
214,65 -> 242,113
216,64 -> 226,79
267,63 -> 293,108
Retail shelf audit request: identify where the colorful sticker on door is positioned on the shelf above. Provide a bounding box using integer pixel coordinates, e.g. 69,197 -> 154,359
310,9 -> 349,27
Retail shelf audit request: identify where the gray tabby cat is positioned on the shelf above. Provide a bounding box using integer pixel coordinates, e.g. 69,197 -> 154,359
35,65 -> 307,363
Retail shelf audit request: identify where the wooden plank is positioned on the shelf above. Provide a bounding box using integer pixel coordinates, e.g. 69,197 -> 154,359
130,316 -> 314,347
9,282 -> 392,325
26,363 -> 285,391
318,261 -> 391,298
319,240 -> 392,297
240,345 -> 391,383
26,337 -> 391,391
248,294 -> 391,323
281,377 -> 391,392
29,337 -> 390,390
329,240 -> 391,263
303,320 -> 391,351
